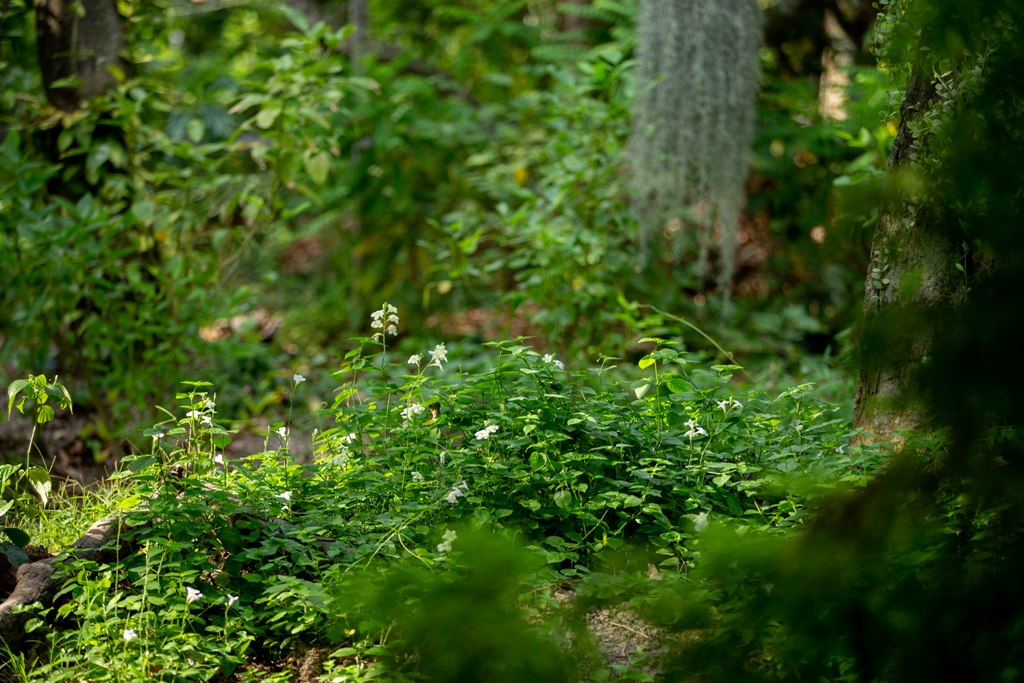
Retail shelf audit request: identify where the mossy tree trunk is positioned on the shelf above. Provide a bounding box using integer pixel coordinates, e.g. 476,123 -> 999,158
34,0 -> 126,112
853,67 -> 964,439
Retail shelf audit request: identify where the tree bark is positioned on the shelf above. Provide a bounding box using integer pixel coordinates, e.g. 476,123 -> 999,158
34,0 -> 126,111
853,66 -> 962,439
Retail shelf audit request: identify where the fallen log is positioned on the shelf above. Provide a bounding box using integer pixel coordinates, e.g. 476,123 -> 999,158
0,515 -> 121,647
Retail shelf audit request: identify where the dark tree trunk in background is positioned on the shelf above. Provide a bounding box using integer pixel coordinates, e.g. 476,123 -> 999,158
853,66 -> 962,439
34,0 -> 126,111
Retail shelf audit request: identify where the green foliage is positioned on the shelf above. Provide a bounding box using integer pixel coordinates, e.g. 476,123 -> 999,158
15,302 -> 871,679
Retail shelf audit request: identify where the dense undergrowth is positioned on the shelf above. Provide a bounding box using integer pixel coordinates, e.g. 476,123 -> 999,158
3,306 -> 883,681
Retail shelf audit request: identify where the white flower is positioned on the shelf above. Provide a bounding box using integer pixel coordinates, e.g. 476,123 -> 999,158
411,471 -> 424,482
342,432 -> 357,444
429,343 -> 448,368
685,417 -> 699,430
277,491 -> 292,502
716,398 -> 742,413
277,426 -> 288,439
152,431 -> 165,440
292,374 -> 306,384
407,354 -> 422,366
214,453 -> 224,465
186,409 -> 201,419
227,594 -> 239,608
370,302 -> 399,339
436,529 -> 457,553
401,403 -> 426,421
542,353 -> 565,370
474,424 -> 499,440
685,425 -> 708,438
123,627 -> 138,642
439,451 -> 446,467
693,512 -> 709,532
201,416 -> 213,427
793,421 -> 803,433
445,481 -> 469,504
185,587 -> 203,604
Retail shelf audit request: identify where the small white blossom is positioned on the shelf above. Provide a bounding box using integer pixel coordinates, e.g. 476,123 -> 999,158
693,512 -> 709,532
445,481 -> 469,504
370,302 -> 399,340
793,421 -> 804,433
401,403 -> 426,421
542,353 -> 565,370
276,491 -> 292,502
685,425 -> 708,438
201,415 -> 213,427
439,451 -> 446,467
436,529 -> 457,553
716,398 -> 742,413
411,471 -> 424,482
123,628 -> 138,642
429,343 -> 448,368
292,374 -> 306,384
185,587 -> 203,604
227,594 -> 239,608
186,410 -> 201,419
152,431 -> 165,440
474,424 -> 499,440
278,426 -> 288,439
214,453 -> 224,465
407,354 -> 422,366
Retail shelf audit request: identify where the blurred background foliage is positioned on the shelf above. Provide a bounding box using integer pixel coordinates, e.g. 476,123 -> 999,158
1,0 -> 890,444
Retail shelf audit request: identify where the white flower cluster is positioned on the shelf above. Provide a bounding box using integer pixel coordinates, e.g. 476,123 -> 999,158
542,353 -> 564,370
292,373 -> 306,384
186,586 -> 203,604
401,403 -> 426,421
370,302 -> 399,341
684,418 -> 707,438
436,529 -> 457,553
716,397 -> 742,412
474,423 -> 499,440
446,481 -> 469,504
407,344 -> 447,372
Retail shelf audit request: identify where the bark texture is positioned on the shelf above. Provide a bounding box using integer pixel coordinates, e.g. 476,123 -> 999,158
0,516 -> 121,647
34,0 -> 126,111
853,67 -> 962,439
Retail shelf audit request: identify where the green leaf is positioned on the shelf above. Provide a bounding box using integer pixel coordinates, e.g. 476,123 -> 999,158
36,404 -> 55,424
0,542 -> 29,567
638,356 -> 656,370
3,527 -> 30,549
553,490 -> 572,509
25,467 -> 51,507
186,118 -> 205,143
303,150 -> 331,186
0,500 -> 14,518
7,379 -> 29,417
255,107 -> 281,130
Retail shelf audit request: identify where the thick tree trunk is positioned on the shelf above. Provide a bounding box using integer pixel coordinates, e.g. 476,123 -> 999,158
34,0 -> 126,111
853,67 -> 963,439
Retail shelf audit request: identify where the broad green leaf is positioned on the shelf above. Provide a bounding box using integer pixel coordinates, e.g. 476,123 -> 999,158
303,150 -> 331,186
3,527 -> 30,548
633,382 -> 650,399
255,107 -> 281,130
186,118 -> 205,143
7,379 -> 29,417
0,541 -> 29,567
638,356 -> 656,370
25,467 -> 51,507
553,490 -> 572,509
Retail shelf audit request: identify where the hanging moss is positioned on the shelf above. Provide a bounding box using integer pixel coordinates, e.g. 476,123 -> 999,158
628,0 -> 762,297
